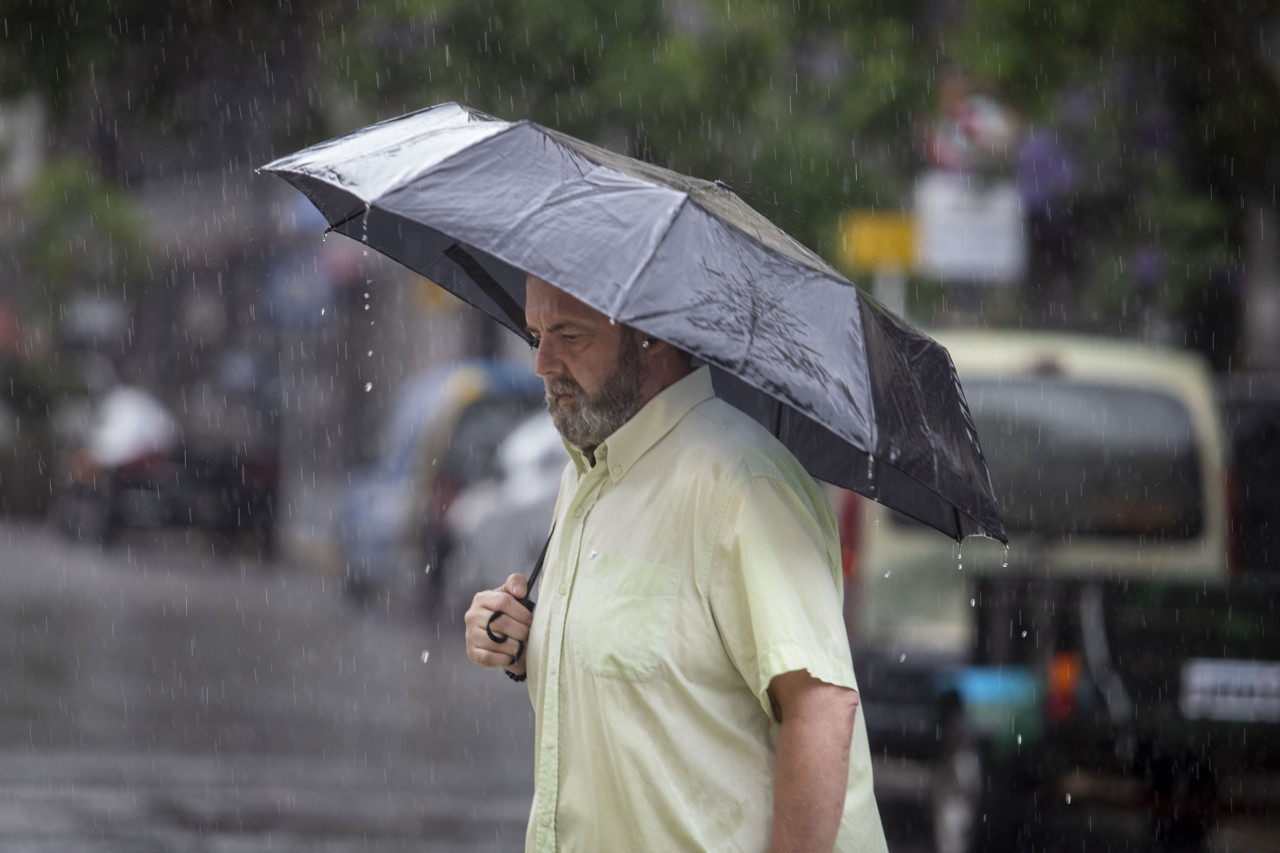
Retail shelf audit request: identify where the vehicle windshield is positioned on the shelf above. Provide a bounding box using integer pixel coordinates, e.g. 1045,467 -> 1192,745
960,379 -> 1204,539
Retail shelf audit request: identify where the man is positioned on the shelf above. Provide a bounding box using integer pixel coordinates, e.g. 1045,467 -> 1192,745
465,274 -> 887,853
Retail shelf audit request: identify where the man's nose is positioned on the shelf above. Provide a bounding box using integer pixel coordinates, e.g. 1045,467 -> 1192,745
533,337 -> 560,379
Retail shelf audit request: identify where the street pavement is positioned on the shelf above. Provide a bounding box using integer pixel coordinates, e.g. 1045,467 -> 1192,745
0,521 -> 532,852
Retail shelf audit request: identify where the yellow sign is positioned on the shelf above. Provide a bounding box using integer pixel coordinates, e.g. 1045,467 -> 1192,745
838,212 -> 916,273
413,274 -> 462,315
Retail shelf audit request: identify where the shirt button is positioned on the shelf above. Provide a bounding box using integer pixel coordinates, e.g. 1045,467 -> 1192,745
559,584 -> 568,595
539,814 -> 551,827
573,507 -> 584,518
611,465 -> 622,477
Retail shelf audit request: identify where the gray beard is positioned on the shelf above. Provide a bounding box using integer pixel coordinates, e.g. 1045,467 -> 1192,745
545,337 -> 644,454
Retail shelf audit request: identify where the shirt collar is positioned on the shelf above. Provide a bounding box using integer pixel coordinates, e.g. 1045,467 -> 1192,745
565,365 -> 715,483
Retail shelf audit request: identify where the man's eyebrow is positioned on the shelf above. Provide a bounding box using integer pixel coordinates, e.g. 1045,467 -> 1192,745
527,322 -> 581,337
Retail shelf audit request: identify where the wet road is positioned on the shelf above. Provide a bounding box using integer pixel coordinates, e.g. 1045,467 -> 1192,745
2,521 -> 1275,852
0,521 -> 533,852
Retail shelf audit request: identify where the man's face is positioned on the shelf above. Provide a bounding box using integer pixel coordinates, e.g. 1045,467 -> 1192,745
525,275 -> 645,452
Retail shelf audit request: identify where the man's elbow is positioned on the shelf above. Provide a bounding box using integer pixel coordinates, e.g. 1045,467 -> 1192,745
829,686 -> 859,741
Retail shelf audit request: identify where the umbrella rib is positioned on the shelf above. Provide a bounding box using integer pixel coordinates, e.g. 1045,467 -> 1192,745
443,243 -> 530,338
608,195 -> 690,320
324,206 -> 368,235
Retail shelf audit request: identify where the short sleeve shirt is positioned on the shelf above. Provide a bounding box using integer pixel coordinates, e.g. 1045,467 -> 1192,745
523,366 -> 887,853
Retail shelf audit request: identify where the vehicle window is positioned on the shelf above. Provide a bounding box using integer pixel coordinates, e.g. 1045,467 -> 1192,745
438,395 -> 542,485
376,375 -> 449,474
901,379 -> 1204,539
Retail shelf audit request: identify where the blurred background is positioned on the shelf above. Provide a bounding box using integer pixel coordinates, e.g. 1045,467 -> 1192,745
0,1 -> 1278,851
1,0 -> 1277,562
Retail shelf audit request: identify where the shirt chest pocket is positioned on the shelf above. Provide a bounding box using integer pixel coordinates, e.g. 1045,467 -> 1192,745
570,554 -> 682,681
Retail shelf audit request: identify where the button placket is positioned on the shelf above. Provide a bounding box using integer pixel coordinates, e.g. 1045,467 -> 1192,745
533,470 -> 603,852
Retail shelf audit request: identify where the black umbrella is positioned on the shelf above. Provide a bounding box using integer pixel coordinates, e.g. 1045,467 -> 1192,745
262,102 -> 1005,544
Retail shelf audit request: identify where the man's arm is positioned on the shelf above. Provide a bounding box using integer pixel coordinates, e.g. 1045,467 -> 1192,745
767,668 -> 859,853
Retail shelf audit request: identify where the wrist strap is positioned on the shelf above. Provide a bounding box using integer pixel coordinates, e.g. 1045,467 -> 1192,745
490,527 -> 554,671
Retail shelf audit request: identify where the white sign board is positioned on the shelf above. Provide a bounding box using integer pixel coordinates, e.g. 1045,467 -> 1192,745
914,171 -> 1025,284
1180,658 -> 1280,723
0,96 -> 45,196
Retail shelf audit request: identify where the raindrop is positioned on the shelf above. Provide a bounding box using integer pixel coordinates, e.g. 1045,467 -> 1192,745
365,382 -> 373,392
883,571 -> 891,578
970,598 -> 976,607
898,653 -> 906,663
1021,630 -> 1028,638
1066,793 -> 1072,805
1002,545 -> 1010,568
367,350 -> 373,357
1017,734 -> 1023,746
420,650 -> 431,664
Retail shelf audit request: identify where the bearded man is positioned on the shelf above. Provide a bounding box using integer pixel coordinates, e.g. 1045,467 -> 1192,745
465,275 -> 887,853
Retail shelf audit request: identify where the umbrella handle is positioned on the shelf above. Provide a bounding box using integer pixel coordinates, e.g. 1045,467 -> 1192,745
486,599 -> 534,664
484,529 -> 551,665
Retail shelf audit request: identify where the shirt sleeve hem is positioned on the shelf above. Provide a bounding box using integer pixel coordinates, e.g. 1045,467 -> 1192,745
755,644 -> 859,716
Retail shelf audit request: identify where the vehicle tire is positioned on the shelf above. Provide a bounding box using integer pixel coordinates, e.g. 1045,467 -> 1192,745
931,718 -> 1023,853
251,507 -> 277,560
342,570 -> 375,607
1148,754 -> 1215,850
54,483 -> 118,545
417,530 -> 451,616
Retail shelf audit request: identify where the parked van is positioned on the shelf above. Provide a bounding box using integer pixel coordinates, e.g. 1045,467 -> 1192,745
839,331 -> 1235,852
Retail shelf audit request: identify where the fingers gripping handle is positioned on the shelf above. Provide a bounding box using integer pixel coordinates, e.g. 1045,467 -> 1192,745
486,598 -> 535,664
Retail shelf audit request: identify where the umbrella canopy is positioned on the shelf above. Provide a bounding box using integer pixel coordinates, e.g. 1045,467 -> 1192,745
262,103 -> 1005,544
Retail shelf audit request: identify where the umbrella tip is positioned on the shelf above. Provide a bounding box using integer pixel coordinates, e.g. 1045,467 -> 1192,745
714,179 -> 734,194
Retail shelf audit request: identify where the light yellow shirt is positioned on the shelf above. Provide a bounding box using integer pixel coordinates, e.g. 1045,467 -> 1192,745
524,366 -> 887,853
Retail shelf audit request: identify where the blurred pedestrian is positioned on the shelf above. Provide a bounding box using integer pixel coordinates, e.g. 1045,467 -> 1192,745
465,274 -> 887,853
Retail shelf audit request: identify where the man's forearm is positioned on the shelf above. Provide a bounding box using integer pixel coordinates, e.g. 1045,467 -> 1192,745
768,680 -> 858,853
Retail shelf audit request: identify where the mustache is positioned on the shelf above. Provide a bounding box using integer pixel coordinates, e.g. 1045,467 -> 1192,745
545,377 -> 584,404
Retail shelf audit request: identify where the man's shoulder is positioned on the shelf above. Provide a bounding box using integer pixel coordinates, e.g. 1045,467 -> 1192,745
675,396 -> 809,484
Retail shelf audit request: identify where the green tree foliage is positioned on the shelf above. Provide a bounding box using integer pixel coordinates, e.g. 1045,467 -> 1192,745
313,0 -> 937,261
949,0 -> 1279,341
3,154 -> 149,341
3,0 -> 1274,347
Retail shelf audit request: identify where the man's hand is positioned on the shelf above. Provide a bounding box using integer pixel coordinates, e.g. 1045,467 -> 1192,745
465,573 -> 533,676
767,669 -> 859,853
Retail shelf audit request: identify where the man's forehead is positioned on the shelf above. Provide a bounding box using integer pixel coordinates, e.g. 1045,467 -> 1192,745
525,275 -> 607,324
